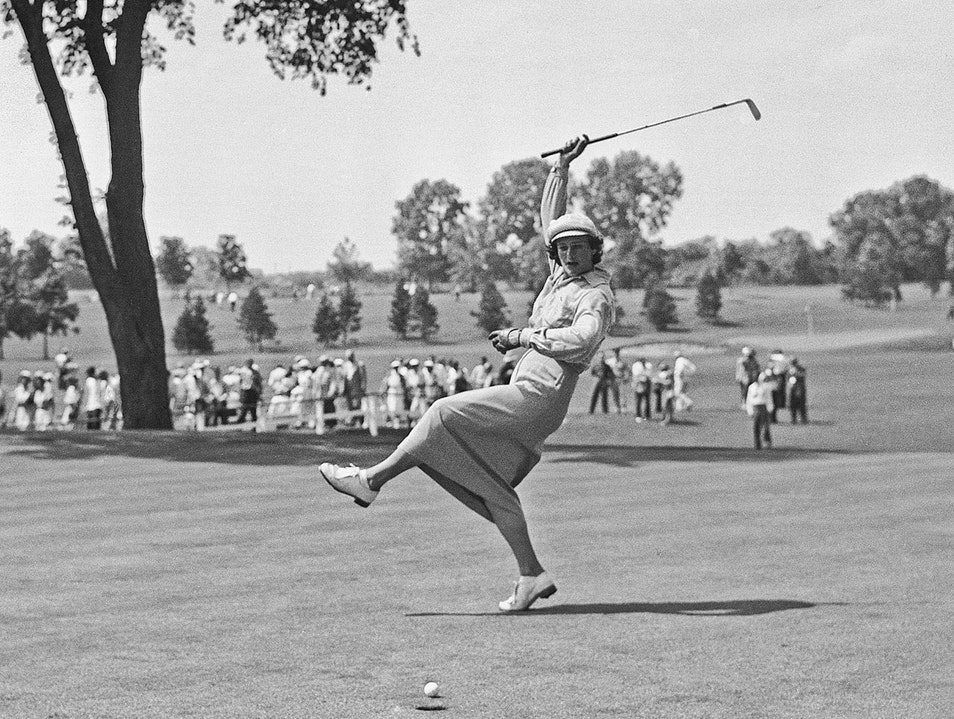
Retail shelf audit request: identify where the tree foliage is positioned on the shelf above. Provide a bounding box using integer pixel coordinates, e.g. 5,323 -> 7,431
612,235 -> 667,289
477,158 -> 551,285
327,237 -> 371,285
216,234 -> 252,287
839,238 -> 896,307
579,150 -> 683,241
393,179 -> 468,288
156,236 -> 193,290
830,176 -> 954,298
58,234 -> 94,289
237,286 -> 277,350
8,231 -> 80,359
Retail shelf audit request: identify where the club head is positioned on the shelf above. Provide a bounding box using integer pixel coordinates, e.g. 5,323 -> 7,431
744,99 -> 762,121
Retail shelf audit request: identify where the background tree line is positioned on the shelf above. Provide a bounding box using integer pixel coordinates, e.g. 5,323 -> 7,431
388,152 -> 954,312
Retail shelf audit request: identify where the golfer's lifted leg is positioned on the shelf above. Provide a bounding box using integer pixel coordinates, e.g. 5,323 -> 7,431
320,447 -> 547,582
317,133 -> 605,613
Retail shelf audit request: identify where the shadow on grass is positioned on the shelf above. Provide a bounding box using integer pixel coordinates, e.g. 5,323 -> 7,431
0,428 -> 406,466
1,431 -> 855,467
545,444 -> 851,466
407,598 -> 826,618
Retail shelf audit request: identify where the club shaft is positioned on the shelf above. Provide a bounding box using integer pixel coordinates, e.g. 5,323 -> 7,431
540,99 -> 760,158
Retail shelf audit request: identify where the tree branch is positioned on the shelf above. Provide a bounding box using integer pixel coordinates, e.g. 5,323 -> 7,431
81,0 -> 115,96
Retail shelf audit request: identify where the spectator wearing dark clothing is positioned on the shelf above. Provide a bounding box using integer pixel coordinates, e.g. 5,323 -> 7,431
735,346 -> 760,405
589,352 -> 613,414
787,358 -> 808,424
236,359 -> 262,423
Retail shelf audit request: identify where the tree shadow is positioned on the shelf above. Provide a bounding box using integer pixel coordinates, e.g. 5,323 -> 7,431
407,598 -> 831,618
711,318 -> 742,328
0,429 -> 405,467
545,444 -> 850,467
2,432 -> 854,468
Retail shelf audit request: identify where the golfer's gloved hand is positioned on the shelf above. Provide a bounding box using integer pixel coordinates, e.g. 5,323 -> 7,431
488,328 -> 523,354
559,135 -> 589,166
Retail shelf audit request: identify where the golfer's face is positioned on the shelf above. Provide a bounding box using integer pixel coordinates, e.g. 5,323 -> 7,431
556,237 -> 594,276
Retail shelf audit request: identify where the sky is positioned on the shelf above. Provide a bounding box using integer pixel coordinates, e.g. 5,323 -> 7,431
2,1 -> 954,273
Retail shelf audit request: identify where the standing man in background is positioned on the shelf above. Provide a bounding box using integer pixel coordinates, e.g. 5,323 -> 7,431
735,346 -> 760,408
746,371 -> 775,449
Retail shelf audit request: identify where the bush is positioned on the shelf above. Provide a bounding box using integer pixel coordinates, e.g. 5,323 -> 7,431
237,286 -> 277,350
471,281 -> 510,334
312,293 -> 341,345
389,280 -> 412,339
409,287 -> 439,341
645,285 -> 679,330
695,270 -> 722,321
337,281 -> 362,345
172,296 -> 214,355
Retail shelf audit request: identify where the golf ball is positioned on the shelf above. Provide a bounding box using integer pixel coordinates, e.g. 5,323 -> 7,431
423,681 -> 440,698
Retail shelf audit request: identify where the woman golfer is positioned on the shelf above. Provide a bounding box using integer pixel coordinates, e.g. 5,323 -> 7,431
320,135 -> 615,611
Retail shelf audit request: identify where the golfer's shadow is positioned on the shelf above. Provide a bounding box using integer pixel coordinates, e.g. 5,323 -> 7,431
407,598 -> 819,618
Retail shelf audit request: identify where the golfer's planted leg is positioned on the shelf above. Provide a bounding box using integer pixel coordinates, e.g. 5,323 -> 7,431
487,499 -> 556,613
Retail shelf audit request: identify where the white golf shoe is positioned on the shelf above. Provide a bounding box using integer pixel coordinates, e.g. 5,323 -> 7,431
319,462 -> 378,508
498,572 -> 557,612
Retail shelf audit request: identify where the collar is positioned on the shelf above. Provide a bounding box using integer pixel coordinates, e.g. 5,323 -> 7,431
553,264 -> 612,288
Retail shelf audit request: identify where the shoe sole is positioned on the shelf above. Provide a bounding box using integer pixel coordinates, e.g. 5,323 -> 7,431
500,583 -> 558,612
531,584 -> 557,606
320,465 -> 372,508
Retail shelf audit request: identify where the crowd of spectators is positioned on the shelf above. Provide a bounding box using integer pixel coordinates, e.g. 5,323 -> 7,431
375,354 -> 507,429
0,344 -> 806,443
0,348 -> 121,431
738,346 -> 809,449
587,347 -> 698,425
167,351 -> 513,431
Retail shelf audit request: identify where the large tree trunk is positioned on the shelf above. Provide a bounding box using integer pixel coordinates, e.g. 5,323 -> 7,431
14,0 -> 172,429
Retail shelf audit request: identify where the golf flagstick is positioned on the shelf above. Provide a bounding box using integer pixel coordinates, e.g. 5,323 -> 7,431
540,98 -> 761,158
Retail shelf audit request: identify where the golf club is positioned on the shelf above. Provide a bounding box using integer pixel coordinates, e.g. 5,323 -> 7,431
540,98 -> 761,158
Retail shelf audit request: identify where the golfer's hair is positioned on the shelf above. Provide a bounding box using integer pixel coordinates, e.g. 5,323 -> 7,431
547,235 -> 604,265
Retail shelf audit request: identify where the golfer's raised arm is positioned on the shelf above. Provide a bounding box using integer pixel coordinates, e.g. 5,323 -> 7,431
540,136 -> 588,237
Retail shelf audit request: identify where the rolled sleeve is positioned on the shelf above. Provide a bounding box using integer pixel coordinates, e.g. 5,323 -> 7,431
541,165 -> 569,234
521,293 -> 611,365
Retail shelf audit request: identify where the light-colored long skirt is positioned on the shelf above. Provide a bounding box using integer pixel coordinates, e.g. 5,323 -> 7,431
397,350 -> 578,522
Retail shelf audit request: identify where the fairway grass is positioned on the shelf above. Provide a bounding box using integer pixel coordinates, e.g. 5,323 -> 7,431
3,280 -> 953,717
2,432 -> 952,718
